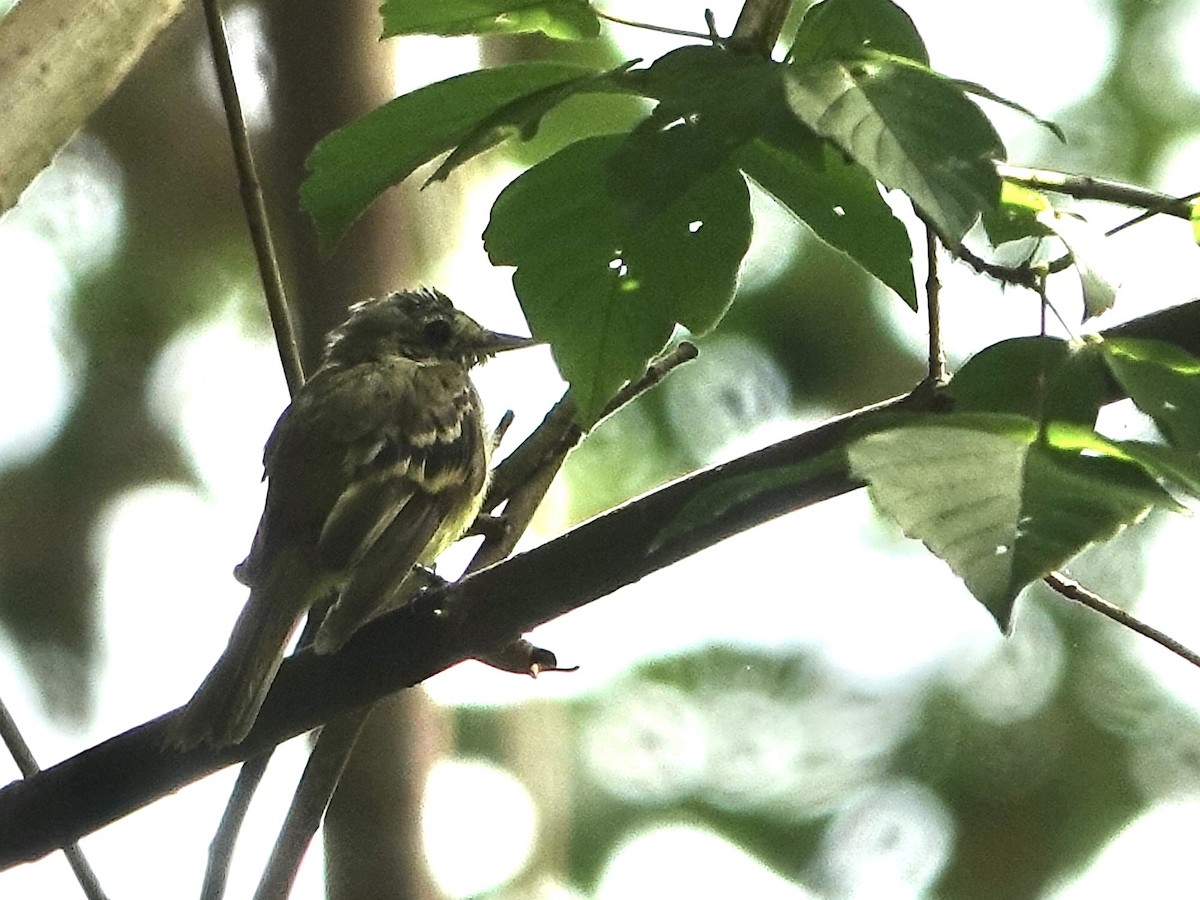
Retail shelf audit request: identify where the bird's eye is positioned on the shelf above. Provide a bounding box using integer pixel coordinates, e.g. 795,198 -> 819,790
423,319 -> 453,346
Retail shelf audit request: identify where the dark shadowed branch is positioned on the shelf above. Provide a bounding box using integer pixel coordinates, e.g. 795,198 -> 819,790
2,298 -> 1200,868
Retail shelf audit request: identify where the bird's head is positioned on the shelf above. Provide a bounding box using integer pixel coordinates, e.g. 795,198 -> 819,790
323,288 -> 536,368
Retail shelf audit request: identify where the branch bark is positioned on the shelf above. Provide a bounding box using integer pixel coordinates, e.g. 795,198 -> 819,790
0,0 -> 187,213
996,163 -> 1196,221
729,0 -> 793,56
1,297 -> 1199,869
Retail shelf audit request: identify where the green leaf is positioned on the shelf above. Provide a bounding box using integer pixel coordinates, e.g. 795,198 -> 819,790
783,53 -> 1005,246
624,47 -> 820,156
427,62 -> 637,185
301,62 -> 594,251
627,45 -> 788,108
1191,201 -> 1200,244
981,180 -> 1055,245
604,104 -> 744,226
734,139 -> 917,309
948,336 -> 1109,426
790,0 -> 929,65
1000,181 -> 1051,215
380,0 -> 600,40
951,79 -> 1065,142
1035,210 -> 1120,321
1103,337 -> 1200,452
607,48 -> 820,225
1118,440 -> 1200,498
485,135 -> 752,425
848,414 -> 1174,628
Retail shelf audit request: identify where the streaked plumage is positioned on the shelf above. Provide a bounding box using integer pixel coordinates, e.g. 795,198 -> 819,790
167,289 -> 533,749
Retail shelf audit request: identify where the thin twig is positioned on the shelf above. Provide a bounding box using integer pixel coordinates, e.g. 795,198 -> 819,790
0,696 -> 109,900
201,0 -> 304,395
253,715 -> 365,900
486,341 -> 699,510
924,222 -> 945,385
957,166 -> 1196,287
469,342 -> 699,673
996,164 -> 1194,222
596,10 -> 714,41
987,165 -> 1198,279
487,341 -> 699,541
953,243 -> 1040,290
1032,273 -> 1050,437
199,754 -> 270,900
1103,188 -> 1200,239
254,577 -> 439,896
1044,186 -> 1200,276
1045,572 -> 1200,670
602,341 -> 701,422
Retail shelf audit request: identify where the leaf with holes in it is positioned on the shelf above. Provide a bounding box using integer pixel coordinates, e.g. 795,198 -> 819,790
485,134 -> 752,426
733,139 -> 917,309
848,414 -> 1176,629
1102,337 -> 1200,453
783,53 -> 1004,246
613,46 -> 820,223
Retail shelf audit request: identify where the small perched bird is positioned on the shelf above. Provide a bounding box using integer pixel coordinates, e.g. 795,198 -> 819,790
167,289 -> 535,750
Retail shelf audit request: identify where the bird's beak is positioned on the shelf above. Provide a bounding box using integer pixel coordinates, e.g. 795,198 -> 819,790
480,331 -> 541,354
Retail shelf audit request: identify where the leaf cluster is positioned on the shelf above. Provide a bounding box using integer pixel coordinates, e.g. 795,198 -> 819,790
298,0 -> 1200,631
302,0 -> 1016,424
851,336 -> 1200,627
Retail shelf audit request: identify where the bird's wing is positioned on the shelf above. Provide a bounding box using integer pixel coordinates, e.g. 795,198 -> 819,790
314,359 -> 486,566
311,360 -> 488,651
235,358 -> 486,650
313,491 -> 449,653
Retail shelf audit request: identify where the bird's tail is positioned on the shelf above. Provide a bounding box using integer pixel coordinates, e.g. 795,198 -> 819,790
165,551 -> 316,750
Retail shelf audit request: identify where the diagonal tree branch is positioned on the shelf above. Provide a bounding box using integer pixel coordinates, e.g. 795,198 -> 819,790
0,699 -> 108,899
1045,572 -> 1200,670
996,163 -> 1196,221
0,390 -> 923,869
2,297 -> 1200,869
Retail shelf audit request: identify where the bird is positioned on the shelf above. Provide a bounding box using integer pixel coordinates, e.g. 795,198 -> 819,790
166,288 -> 535,750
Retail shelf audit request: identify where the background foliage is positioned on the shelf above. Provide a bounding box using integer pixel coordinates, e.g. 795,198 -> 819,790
1,0 -> 1199,898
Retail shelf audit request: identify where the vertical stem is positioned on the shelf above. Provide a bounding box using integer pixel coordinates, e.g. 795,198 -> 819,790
1034,272 -> 1050,440
200,754 -> 270,900
924,222 -> 946,384
0,697 -> 109,900
730,0 -> 795,57
201,0 -> 305,396
195,3 -> 304,897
